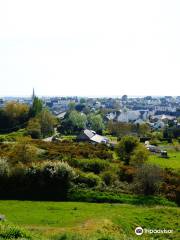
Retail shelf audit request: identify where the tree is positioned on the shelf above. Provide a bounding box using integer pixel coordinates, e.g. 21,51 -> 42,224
27,118 -> 41,139
117,136 -> 139,165
29,97 -> 43,118
0,102 -> 30,132
88,114 -> 104,133
133,164 -> 162,195
5,101 -> 29,120
38,109 -> 57,138
69,110 -> 87,130
68,102 -> 76,111
136,123 -> 151,137
107,121 -> 132,137
130,144 -> 149,166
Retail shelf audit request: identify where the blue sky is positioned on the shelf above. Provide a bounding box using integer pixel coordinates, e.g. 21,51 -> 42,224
0,0 -> 180,97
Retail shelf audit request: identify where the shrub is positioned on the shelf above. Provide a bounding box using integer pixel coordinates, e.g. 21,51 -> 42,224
101,171 -> 118,186
118,165 -> 137,183
0,158 -> 9,176
133,164 -> 163,196
130,144 -> 149,166
72,159 -> 109,174
75,171 -> 101,187
116,136 -> 139,165
0,161 -> 76,200
161,169 -> 180,205
0,222 -> 33,239
9,137 -> 38,164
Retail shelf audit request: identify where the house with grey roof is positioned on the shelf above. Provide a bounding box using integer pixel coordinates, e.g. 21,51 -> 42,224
77,129 -> 109,144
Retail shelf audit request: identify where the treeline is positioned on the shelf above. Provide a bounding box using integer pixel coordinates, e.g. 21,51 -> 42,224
0,98 -> 57,138
58,111 -> 105,135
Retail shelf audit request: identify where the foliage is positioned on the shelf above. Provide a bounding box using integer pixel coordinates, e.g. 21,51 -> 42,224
107,121 -> 132,137
59,111 -> 87,134
71,159 -> 109,174
29,96 -> 43,117
101,171 -> 118,186
133,164 -> 163,195
163,126 -> 180,140
0,221 -> 33,239
0,160 -> 76,200
38,109 -> 57,138
32,141 -> 113,160
0,158 -> 9,176
107,121 -> 150,138
116,136 -> 139,165
0,102 -> 29,133
27,117 -> 42,139
9,137 -> 37,164
0,129 -> 26,142
68,188 -> 176,206
161,169 -> 180,205
130,144 -> 149,166
75,171 -> 101,187
118,165 -> 137,183
88,114 -> 105,133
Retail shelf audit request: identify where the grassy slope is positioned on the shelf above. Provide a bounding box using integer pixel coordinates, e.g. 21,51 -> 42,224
148,151 -> 180,169
0,201 -> 179,239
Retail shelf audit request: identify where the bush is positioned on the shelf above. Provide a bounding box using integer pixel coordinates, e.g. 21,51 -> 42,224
118,166 -> 137,183
161,169 -> 180,205
116,136 -> 139,165
72,159 -> 109,174
0,222 -> 33,239
130,144 -> 149,166
75,171 -> 101,187
8,137 -> 38,164
0,158 -> 9,176
133,164 -> 163,196
0,161 -> 76,200
101,171 -> 118,186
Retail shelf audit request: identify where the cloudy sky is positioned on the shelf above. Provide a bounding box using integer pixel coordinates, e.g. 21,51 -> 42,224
0,0 -> 180,97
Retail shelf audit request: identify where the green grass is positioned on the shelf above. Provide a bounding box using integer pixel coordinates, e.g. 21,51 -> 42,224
148,151 -> 180,169
0,201 -> 179,239
60,135 -> 77,141
0,129 -> 26,142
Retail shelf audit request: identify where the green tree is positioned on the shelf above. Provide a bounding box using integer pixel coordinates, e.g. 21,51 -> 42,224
130,144 -> 149,166
38,109 -> 57,138
69,110 -> 87,130
0,102 -> 29,132
68,102 -> 76,111
29,97 -> 43,117
117,136 -> 139,165
88,114 -> 104,133
27,118 -> 41,139
107,121 -> 132,137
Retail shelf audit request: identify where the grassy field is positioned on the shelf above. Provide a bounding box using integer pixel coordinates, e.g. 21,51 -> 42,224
0,200 -> 179,239
148,151 -> 180,169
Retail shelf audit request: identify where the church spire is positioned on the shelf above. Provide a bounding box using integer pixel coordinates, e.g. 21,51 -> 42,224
32,88 -> 35,101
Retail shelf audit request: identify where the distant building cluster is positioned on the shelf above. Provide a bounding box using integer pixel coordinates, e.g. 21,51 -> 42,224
0,92 -> 180,130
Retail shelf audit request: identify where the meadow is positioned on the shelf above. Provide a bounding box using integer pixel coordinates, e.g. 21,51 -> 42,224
0,200 -> 179,239
148,151 -> 180,169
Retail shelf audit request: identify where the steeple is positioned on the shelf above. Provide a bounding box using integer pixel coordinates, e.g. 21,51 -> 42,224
32,88 -> 35,101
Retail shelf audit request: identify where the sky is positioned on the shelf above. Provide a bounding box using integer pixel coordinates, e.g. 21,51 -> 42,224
0,0 -> 180,97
